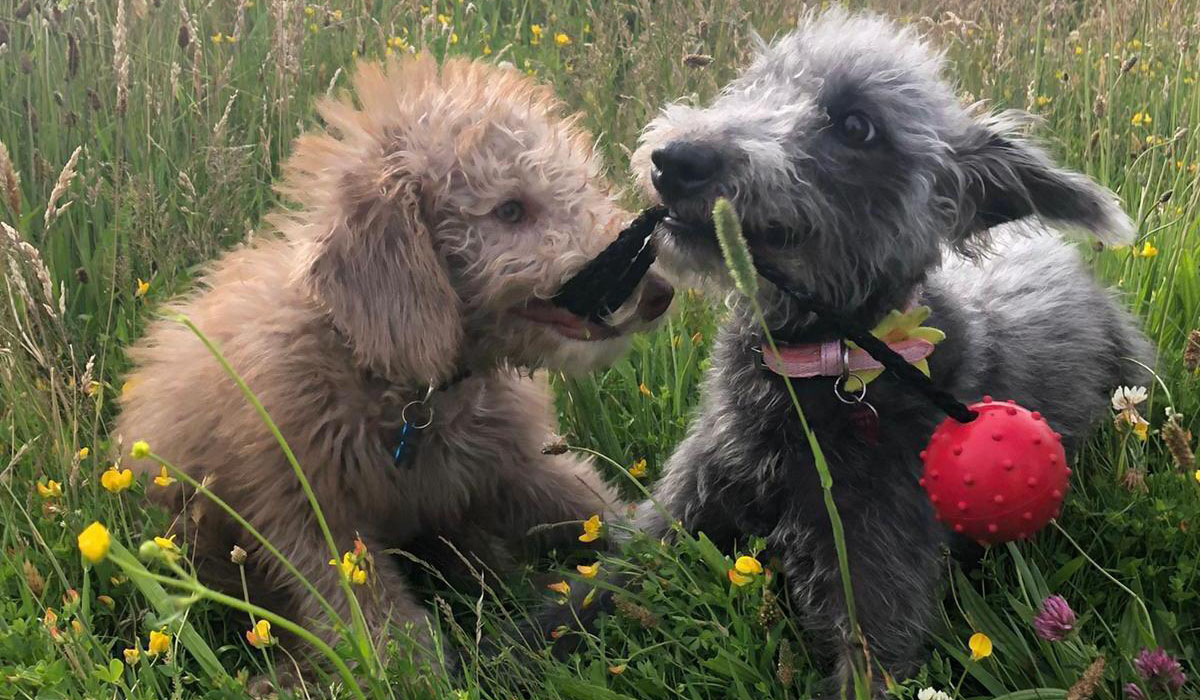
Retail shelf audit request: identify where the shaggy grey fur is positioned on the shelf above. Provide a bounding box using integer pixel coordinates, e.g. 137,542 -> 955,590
544,10 -> 1152,697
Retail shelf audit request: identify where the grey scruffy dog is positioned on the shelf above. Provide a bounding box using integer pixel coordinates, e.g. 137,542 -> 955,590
546,9 -> 1152,697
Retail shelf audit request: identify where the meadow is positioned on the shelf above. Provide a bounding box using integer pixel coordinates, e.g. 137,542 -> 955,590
1,0 -> 1198,698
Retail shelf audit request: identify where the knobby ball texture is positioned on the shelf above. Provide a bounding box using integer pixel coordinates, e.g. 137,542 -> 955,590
920,397 -> 1070,544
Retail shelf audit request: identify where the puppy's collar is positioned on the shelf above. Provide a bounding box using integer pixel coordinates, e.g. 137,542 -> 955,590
758,286 -> 944,390
391,368 -> 472,467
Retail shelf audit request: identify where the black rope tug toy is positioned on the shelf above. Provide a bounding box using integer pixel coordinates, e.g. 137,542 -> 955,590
551,205 -> 669,324
550,205 -> 975,422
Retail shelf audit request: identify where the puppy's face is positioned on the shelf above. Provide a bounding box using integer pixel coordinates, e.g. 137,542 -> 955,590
286,57 -> 672,383
633,10 -> 1130,310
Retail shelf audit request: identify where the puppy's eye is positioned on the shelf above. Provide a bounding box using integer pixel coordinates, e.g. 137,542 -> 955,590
835,111 -> 878,147
494,199 -> 526,224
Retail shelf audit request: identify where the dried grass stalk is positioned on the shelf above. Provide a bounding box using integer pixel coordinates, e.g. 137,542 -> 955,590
43,146 -> 81,229
0,140 -> 19,214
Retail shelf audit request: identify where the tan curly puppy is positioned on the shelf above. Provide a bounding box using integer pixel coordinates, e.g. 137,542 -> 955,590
115,56 -> 673,668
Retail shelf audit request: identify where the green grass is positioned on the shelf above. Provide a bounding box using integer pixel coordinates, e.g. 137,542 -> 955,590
1,0 -> 1198,698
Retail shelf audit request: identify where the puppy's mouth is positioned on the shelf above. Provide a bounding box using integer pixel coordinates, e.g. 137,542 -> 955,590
511,299 -> 621,341
661,208 -> 716,238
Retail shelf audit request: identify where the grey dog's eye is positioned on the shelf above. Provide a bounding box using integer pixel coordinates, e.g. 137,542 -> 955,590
835,111 -> 878,147
494,199 -> 526,224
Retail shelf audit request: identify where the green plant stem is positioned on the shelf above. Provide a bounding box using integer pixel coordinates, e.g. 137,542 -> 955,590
174,314 -> 379,672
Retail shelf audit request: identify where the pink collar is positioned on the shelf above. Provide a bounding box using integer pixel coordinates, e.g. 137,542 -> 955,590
759,287 -> 930,380
760,337 -> 935,379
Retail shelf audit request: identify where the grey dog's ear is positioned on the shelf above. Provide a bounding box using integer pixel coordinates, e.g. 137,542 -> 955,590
950,115 -> 1133,247
300,173 -> 463,384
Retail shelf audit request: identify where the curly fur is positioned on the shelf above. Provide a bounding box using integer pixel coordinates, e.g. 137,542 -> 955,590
114,55 -> 670,670
547,10 -> 1151,697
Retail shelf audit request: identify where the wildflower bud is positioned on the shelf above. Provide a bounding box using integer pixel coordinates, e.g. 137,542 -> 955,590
540,437 -> 568,455
1158,190 -> 1173,205
138,540 -> 161,561
1092,94 -> 1106,118
1124,682 -> 1147,700
130,440 -> 150,459
682,53 -> 713,68
1184,329 -> 1200,372
1162,409 -> 1195,471
1121,55 -> 1138,74
1067,655 -> 1105,700
230,544 -> 247,564
178,23 -> 191,49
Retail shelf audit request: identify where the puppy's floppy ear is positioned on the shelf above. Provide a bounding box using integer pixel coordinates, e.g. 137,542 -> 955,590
950,111 -> 1133,247
301,172 -> 463,384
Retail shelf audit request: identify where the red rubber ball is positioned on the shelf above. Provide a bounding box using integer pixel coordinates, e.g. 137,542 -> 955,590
919,397 -> 1070,545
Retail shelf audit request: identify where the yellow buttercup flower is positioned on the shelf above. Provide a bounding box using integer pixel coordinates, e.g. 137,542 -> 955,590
1035,95 -> 1052,107
482,44 -> 492,55
100,466 -> 133,493
554,32 -> 571,46
576,562 -> 599,578
1193,469 -> 1200,484
579,515 -> 602,543
1134,241 -> 1158,258
969,632 -> 993,661
246,619 -> 274,649
210,32 -> 222,44
449,32 -> 458,44
329,552 -> 367,584
1131,112 -> 1152,126
77,522 -> 110,563
734,555 -> 763,575
147,629 -> 170,657
153,466 -> 175,487
728,554 -> 764,586
436,13 -> 449,26
628,458 -> 647,478
37,479 -> 63,499
77,447 -> 90,459
123,647 -> 140,663
547,580 -> 570,596
135,278 -> 150,297
130,440 -> 150,459
530,23 -> 542,44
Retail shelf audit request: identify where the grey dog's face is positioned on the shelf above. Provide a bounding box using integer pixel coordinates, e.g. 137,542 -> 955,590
633,10 -> 1130,310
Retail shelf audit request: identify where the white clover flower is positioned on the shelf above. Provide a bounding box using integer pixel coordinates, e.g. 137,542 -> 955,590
1111,385 -> 1148,412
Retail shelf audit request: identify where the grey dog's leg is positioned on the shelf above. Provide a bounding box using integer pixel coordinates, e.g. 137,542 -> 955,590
776,481 -> 942,696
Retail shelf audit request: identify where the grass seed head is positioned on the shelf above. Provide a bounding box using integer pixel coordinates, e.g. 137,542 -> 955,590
712,198 -> 758,300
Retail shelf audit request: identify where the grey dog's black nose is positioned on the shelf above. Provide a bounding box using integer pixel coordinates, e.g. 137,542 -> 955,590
650,142 -> 722,200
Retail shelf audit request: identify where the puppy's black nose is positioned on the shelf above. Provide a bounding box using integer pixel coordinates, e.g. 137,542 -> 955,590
650,142 -> 722,200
